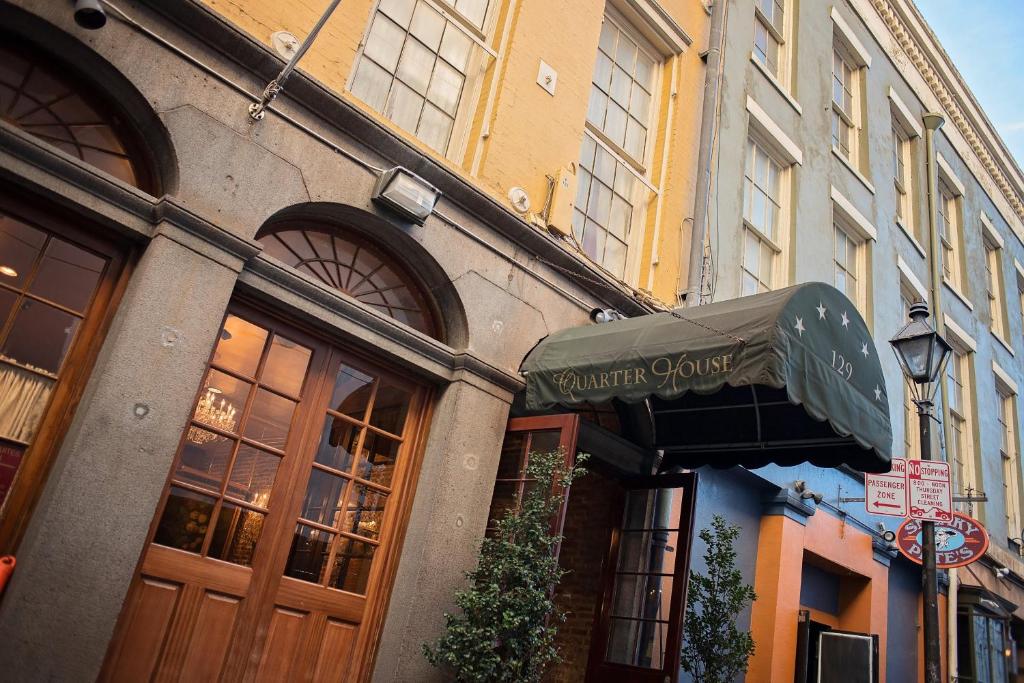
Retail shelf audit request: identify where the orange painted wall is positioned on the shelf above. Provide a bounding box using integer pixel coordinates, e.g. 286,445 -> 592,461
748,511 -> 892,682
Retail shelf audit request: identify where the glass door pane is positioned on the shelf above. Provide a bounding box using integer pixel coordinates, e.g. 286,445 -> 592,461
605,488 -> 682,669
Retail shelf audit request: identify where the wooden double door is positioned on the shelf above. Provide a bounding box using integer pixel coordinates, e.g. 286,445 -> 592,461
103,305 -> 431,682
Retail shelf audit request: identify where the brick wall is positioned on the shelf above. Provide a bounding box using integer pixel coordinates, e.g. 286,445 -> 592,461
548,469 -> 622,682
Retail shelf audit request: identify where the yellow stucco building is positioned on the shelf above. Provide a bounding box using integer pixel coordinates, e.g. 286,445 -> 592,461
202,0 -> 709,302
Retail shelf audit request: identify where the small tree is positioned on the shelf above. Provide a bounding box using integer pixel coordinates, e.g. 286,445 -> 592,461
424,449 -> 587,683
681,515 -> 757,683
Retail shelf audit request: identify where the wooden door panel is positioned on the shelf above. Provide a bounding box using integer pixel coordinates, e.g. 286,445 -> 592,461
105,577 -> 182,683
312,619 -> 359,682
178,591 -> 241,682
255,606 -> 310,682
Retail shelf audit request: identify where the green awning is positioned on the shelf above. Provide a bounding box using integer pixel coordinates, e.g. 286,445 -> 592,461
523,283 -> 892,472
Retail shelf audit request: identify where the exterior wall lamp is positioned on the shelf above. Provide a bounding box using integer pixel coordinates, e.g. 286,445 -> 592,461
371,167 -> 441,225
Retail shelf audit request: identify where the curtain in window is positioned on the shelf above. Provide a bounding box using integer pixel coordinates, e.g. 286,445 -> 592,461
0,362 -> 53,443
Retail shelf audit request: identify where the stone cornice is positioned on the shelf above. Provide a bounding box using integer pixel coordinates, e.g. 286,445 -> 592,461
867,0 -> 1024,233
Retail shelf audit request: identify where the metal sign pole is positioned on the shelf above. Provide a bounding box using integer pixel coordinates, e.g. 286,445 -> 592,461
917,398 -> 942,683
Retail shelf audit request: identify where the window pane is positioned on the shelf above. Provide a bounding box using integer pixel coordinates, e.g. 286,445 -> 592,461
606,617 -> 668,669
316,416 -> 360,472
243,388 -> 296,449
454,0 -> 488,28
2,299 -> 81,374
369,382 -> 412,435
617,531 -> 679,574
176,431 -> 235,493
439,26 -> 473,72
26,238 -> 105,313
378,0 -> 415,26
611,572 -> 674,618
300,468 -> 348,527
261,334 -> 312,397
0,214 -> 46,289
208,502 -> 265,566
330,365 -> 375,419
284,524 -> 333,584
409,2 -> 445,51
363,14 -> 406,72
396,38 -> 434,95
213,315 -> 268,378
385,81 -> 424,133
342,483 -> 388,540
329,537 -> 376,594
358,431 -> 401,487
153,487 -> 216,554
195,370 -> 248,434
417,103 -> 454,153
350,58 -> 392,112
427,60 -> 464,116
227,445 -> 281,507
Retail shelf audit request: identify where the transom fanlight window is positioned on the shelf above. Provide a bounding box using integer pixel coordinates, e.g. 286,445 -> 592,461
259,226 -> 438,339
0,40 -> 149,191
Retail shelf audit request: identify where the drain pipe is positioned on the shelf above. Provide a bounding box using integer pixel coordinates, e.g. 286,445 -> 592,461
679,0 -> 727,306
922,111 -> 957,683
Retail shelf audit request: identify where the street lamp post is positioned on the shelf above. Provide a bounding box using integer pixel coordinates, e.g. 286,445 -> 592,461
890,300 -> 953,683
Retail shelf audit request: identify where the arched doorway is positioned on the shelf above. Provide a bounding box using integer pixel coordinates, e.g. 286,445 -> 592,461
104,222 -> 444,681
0,29 -> 168,552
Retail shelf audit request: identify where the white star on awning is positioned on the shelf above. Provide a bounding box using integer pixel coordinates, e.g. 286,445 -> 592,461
794,316 -> 805,336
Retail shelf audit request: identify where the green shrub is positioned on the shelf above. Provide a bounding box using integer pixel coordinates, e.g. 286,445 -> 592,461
424,449 -> 587,683
681,515 -> 757,683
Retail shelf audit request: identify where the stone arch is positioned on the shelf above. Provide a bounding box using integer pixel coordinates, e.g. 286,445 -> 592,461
257,202 -> 469,349
0,3 -> 179,196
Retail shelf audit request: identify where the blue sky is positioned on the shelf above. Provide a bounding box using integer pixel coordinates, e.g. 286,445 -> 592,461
915,0 -> 1024,168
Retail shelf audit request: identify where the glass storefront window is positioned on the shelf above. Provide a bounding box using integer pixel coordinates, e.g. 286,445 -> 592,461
957,605 -> 1012,683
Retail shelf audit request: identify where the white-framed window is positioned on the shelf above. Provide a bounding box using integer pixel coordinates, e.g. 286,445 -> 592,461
833,223 -> 863,307
349,0 -> 493,155
997,386 -> 1020,535
984,236 -> 1007,339
892,123 -> 911,226
938,180 -> 964,291
946,345 -> 975,491
742,138 -> 785,295
573,12 -> 661,281
831,48 -> 857,161
753,0 -> 786,79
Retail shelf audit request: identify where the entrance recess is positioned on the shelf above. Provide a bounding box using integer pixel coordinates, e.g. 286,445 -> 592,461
488,416 -> 697,683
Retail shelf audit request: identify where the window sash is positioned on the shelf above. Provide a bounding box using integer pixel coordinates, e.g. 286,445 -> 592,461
833,224 -> 859,304
742,227 -> 777,296
743,139 -> 783,242
350,0 -> 491,155
586,14 -> 659,168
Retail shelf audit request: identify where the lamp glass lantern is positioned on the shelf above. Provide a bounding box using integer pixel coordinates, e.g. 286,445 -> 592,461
889,300 -> 952,402
371,167 -> 441,225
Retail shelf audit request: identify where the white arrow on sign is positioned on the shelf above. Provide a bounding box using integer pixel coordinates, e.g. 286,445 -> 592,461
865,458 -> 908,517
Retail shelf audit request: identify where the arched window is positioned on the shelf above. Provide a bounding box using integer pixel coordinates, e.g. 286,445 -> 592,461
0,38 -> 154,193
259,225 -> 440,339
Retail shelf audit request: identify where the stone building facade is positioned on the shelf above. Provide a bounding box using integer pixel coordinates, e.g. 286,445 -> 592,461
0,0 -> 709,681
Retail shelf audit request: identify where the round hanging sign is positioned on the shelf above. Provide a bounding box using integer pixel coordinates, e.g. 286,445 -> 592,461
895,512 -> 989,568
